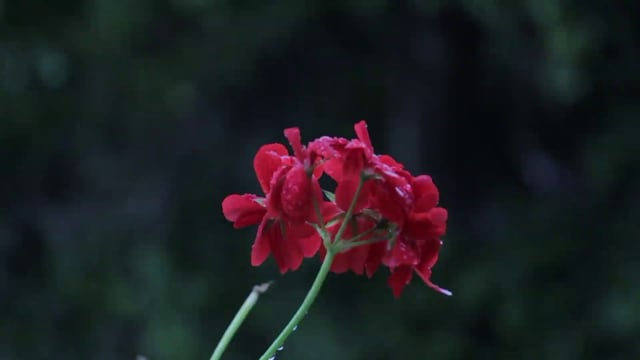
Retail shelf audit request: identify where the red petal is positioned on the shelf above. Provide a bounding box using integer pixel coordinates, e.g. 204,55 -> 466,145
280,166 -> 313,223
335,178 -> 357,211
330,251 -> 351,274
311,201 -> 341,225
405,210 -> 446,240
365,241 -> 387,278
254,143 -> 289,194
268,221 -> 304,273
370,184 -> 406,226
284,127 -> 304,161
322,158 -> 343,181
412,175 -> 439,212
222,194 -> 266,228
335,177 -> 372,213
415,267 -> 451,296
298,232 -> 322,258
287,221 -> 316,238
251,217 -> 272,266
318,242 -> 327,261
354,120 -> 373,150
377,154 -> 404,169
336,216 -> 376,274
407,208 -> 447,238
349,244 -> 370,275
265,166 -> 289,217
308,136 -> 349,167
312,162 -> 324,178
384,241 -> 419,268
287,221 -> 319,258
387,266 -> 413,298
342,143 -> 368,177
429,207 -> 448,226
333,244 -> 370,275
416,238 -> 442,272
415,239 -> 451,296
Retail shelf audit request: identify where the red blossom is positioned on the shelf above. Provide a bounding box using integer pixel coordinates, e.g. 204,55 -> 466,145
222,120 -> 450,297
222,128 -> 325,274
381,174 -> 450,297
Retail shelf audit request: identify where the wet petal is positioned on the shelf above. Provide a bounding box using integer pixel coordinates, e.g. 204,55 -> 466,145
298,232 -> 322,258
284,127 -> 305,161
333,244 -> 370,275
265,166 -> 289,217
335,177 -> 371,213
428,207 -> 448,226
254,143 -> 289,194
342,142 -> 369,177
251,217 -> 272,266
370,183 -> 406,226
280,166 -> 313,223
415,267 -> 451,296
322,158 -> 343,181
310,201 -> 341,225
330,251 -> 351,274
412,175 -> 439,211
364,241 -> 387,278
384,241 -> 419,268
354,120 -> 373,150
268,221 -> 303,273
387,266 -> 413,298
377,154 -> 404,169
222,194 -> 266,228
416,239 -> 442,273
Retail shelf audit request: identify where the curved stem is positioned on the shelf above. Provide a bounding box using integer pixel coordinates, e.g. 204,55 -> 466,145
209,282 -> 271,360
258,249 -> 337,360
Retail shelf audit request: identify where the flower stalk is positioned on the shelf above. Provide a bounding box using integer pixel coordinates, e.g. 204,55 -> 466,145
219,120 -> 451,359
258,174 -> 366,360
257,249 -> 336,360
209,282 -> 271,360
333,174 -> 366,246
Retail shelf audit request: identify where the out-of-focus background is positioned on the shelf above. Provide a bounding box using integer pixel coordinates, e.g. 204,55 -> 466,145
2,1 -> 639,359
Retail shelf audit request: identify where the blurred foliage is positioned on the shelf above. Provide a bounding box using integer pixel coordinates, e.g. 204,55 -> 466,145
1,0 -> 639,359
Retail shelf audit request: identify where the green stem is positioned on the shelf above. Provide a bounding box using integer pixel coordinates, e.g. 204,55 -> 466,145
336,220 -> 389,249
209,282 -> 271,360
337,233 -> 394,252
334,175 -> 365,244
258,249 -> 337,360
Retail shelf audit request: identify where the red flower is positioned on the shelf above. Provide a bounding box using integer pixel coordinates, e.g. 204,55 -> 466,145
312,121 -> 411,224
266,128 -> 324,224
383,174 -> 450,298
222,128 -> 325,274
223,120 -> 450,297
311,121 -> 450,297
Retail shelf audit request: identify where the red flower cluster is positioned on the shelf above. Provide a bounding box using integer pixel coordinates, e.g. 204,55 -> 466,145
222,121 -> 450,297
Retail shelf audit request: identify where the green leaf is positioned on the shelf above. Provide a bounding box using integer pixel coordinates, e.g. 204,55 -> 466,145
322,190 -> 336,202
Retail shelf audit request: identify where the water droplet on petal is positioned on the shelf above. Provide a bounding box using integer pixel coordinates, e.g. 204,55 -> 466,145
292,325 -> 298,331
277,346 -> 284,351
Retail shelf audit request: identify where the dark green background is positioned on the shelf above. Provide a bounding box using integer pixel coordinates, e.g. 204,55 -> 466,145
2,0 -> 638,359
